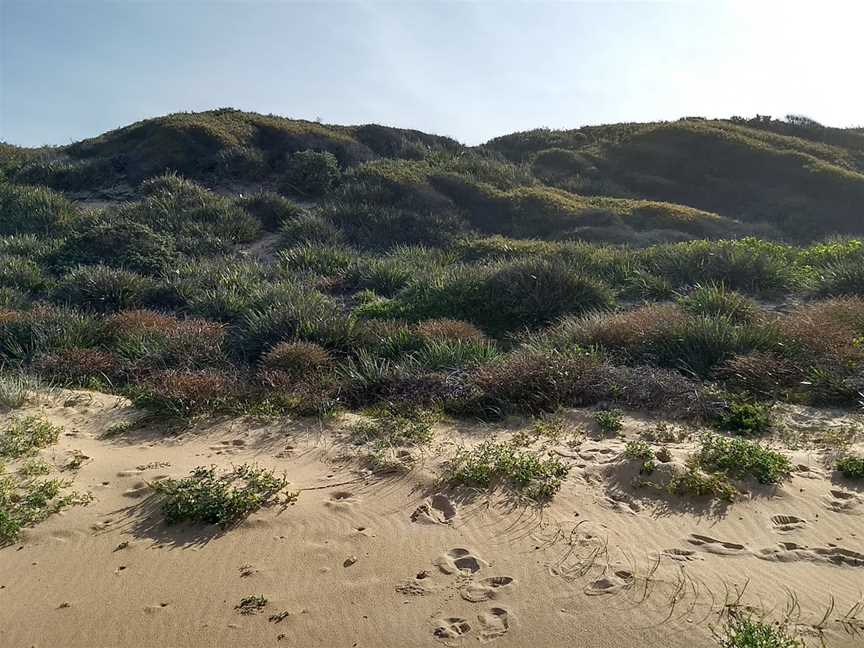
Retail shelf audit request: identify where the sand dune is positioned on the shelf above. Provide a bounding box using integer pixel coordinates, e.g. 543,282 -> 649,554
1,390 -> 862,647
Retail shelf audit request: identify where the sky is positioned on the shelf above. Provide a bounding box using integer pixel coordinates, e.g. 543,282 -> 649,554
1,0 -> 862,147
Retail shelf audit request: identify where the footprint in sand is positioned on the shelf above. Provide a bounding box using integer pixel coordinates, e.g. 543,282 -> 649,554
757,543 -> 864,567
659,548 -> 703,562
116,469 -> 144,478
770,514 -> 807,533
583,570 -> 634,596
477,607 -> 510,642
433,617 -> 472,640
396,577 -> 439,596
459,576 -> 515,602
434,548 -> 486,575
825,490 -> 862,514
324,491 -> 359,511
411,494 -> 457,525
122,482 -> 152,498
687,534 -> 749,556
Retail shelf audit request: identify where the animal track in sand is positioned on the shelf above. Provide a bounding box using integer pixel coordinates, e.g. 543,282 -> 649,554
477,607 -> 510,641
757,543 -> 864,567
411,494 -> 457,525
433,617 -> 472,640
459,576 -> 515,602
660,548 -> 703,562
434,548 -> 486,575
770,514 -> 807,532
583,570 -> 634,596
324,491 -> 359,511
687,534 -> 749,555
396,578 -> 438,596
122,482 -> 152,498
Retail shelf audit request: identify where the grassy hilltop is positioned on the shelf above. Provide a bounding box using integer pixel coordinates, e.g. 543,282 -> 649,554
0,109 -> 863,422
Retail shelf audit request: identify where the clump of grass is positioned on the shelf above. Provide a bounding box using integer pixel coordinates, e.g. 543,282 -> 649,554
0,466 -> 91,543
445,440 -> 570,499
150,464 -> 295,527
0,416 -> 61,458
714,398 -> 774,436
696,434 -> 792,484
594,408 -> 624,435
235,594 -> 268,615
714,613 -> 803,648
0,372 -> 37,409
666,465 -> 737,502
281,149 -> 341,198
350,413 -> 433,448
836,454 -> 864,479
678,283 -> 758,323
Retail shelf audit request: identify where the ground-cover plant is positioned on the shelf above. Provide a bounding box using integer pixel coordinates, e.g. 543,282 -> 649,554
666,465 -> 737,502
445,440 -> 570,499
623,439 -> 655,473
713,613 -> 803,648
594,408 -> 624,435
695,434 -> 792,484
151,464 -> 294,527
836,454 -> 864,479
0,416 -> 61,458
0,468 -> 90,543
713,398 -> 774,436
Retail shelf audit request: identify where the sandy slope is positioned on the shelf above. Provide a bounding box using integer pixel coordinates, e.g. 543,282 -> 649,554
1,390 -> 862,648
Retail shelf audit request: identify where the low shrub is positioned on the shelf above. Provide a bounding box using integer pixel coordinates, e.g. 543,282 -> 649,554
696,434 -> 792,484
131,369 -> 244,417
33,348 -> 122,386
151,464 -> 293,526
836,454 -> 864,479
414,319 -> 486,342
678,283 -> 758,323
714,613 -> 803,648
53,265 -> 159,313
445,440 -> 570,499
0,183 -> 78,236
593,408 -> 624,435
259,341 -> 333,380
666,466 -> 737,502
0,372 -> 37,409
0,471 -> 90,543
280,150 -> 341,198
0,305 -> 104,361
279,212 -> 345,247
713,398 -> 773,436
715,352 -> 803,399
0,255 -> 50,293
238,192 -> 304,231
408,338 -> 500,371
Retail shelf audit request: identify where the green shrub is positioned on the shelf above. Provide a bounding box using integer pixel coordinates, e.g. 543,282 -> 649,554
594,408 -> 624,435
714,613 -> 803,648
445,440 -> 570,499
0,416 -> 61,458
678,283 -> 758,323
0,255 -> 50,293
836,454 -> 864,479
817,259 -> 864,296
1,471 -> 90,543
33,348 -> 121,386
281,150 -> 341,198
131,369 -> 243,417
624,439 -> 655,473
0,305 -> 103,361
259,341 -> 333,379
696,434 -> 792,484
279,212 -> 344,247
409,338 -> 500,371
238,192 -> 304,231
714,399 -> 773,436
0,183 -> 78,236
151,464 -> 293,527
53,265 -> 158,313
666,466 -> 737,502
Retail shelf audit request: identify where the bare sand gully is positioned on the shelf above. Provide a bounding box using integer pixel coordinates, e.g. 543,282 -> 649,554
0,389 -> 862,647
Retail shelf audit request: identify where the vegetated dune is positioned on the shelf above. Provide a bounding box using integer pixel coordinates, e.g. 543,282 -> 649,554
0,389 -> 862,648
2,109 -> 864,647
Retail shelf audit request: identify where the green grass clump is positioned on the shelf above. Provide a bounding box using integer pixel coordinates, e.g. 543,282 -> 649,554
350,413 -> 433,449
0,416 -> 61,458
594,408 -> 624,435
0,183 -> 78,236
281,149 -> 341,198
666,465 -> 737,502
53,264 -> 158,313
151,464 -> 294,527
696,434 -> 792,484
714,399 -> 774,436
0,468 -> 91,543
0,373 -> 37,409
714,613 -> 803,648
836,454 -> 864,479
446,440 -> 570,499
678,283 -> 758,323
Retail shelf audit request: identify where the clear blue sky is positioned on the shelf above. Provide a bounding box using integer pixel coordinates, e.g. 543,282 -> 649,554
2,0 -> 862,147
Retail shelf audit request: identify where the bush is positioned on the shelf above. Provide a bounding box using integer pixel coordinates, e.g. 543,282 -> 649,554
666,466 -> 737,502
409,338 -> 500,371
714,613 -> 803,648
594,408 -> 624,435
131,369 -> 244,417
53,265 -> 158,313
414,319 -> 486,342
714,398 -> 773,436
0,305 -> 103,361
1,471 -> 89,543
445,440 -> 570,499
281,150 -> 341,198
238,193 -> 304,231
678,283 -> 758,323
696,434 -> 792,484
836,454 -> 864,479
259,341 -> 333,380
0,416 -> 61,458
33,348 -> 121,386
151,464 -> 292,527
0,254 -> 50,293
0,183 -> 77,236
49,217 -> 178,275
279,212 -> 344,247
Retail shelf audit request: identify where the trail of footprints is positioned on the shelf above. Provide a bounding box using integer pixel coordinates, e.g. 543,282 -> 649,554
398,547 -> 514,642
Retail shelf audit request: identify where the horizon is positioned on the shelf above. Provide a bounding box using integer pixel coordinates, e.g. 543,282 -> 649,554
2,1 -> 863,148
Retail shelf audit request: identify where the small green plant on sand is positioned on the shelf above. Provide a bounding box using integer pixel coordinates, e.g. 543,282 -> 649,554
0,416 -> 61,458
593,408 -> 623,435
446,440 -> 569,499
350,413 -> 433,449
666,464 -> 737,502
836,454 -> 864,479
696,434 -> 792,484
714,398 -> 773,436
0,373 -> 37,409
151,464 -> 296,527
235,594 -> 268,615
714,612 -> 803,648
624,440 -> 655,474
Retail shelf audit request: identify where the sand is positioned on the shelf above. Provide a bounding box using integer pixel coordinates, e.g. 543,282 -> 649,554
1,390 -> 862,647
